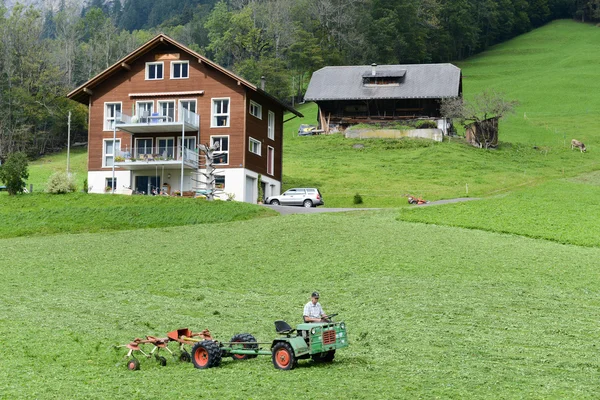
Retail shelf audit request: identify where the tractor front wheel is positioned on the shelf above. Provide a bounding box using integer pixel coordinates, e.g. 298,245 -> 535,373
272,342 -> 296,370
230,333 -> 258,360
311,350 -> 335,363
127,358 -> 140,371
191,340 -> 222,369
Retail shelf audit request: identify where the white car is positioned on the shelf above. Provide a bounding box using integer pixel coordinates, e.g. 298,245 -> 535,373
266,188 -> 324,208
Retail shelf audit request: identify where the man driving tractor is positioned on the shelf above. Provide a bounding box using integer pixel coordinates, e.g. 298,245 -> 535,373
303,292 -> 329,322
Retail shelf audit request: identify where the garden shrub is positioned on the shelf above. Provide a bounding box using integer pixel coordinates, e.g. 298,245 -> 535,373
416,120 -> 438,129
353,193 -> 363,204
0,152 -> 29,195
46,172 -> 77,194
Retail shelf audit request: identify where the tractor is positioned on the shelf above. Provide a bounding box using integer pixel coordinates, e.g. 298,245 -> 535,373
189,314 -> 348,370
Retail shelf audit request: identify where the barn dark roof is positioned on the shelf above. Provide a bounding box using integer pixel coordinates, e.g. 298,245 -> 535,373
304,63 -> 461,101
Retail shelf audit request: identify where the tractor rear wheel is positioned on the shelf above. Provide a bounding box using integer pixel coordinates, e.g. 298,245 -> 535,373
272,342 -> 296,370
191,340 -> 222,369
127,358 -> 140,371
230,333 -> 258,360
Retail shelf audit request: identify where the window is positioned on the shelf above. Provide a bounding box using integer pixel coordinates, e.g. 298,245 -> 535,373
212,98 -> 230,127
267,146 -> 274,175
249,100 -> 262,119
178,137 -> 197,160
363,76 -> 401,85
157,137 -> 174,159
137,101 -> 154,122
106,178 -> 117,192
179,99 -> 197,122
249,137 -> 261,156
146,62 -> 164,80
171,61 -> 189,79
268,111 -> 275,140
180,137 -> 196,151
103,139 -> 121,167
158,100 -> 175,122
215,175 -> 225,189
211,136 -> 229,164
104,102 -> 122,131
135,138 -> 153,158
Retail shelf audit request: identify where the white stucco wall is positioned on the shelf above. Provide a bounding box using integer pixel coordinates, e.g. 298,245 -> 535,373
195,168 -> 281,203
88,167 -> 280,203
88,170 -> 131,194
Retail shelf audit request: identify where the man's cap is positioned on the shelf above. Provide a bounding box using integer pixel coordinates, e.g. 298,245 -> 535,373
311,291 -> 320,298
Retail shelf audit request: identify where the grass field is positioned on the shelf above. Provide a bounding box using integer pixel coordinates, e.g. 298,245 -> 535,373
2,211 -> 600,398
0,193 -> 275,238
398,174 -> 600,248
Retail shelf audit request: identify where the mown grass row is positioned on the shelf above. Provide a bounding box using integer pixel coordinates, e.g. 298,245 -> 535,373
397,174 -> 600,248
0,192 -> 276,238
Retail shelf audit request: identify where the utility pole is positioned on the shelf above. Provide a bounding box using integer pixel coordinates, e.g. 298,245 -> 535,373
67,111 -> 71,175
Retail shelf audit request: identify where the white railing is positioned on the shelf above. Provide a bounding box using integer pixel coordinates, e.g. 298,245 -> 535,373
181,108 -> 200,128
183,147 -> 199,168
116,110 -> 199,129
116,146 -> 198,167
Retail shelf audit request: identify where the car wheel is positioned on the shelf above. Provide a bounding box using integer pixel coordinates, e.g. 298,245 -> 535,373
303,199 -> 313,208
270,199 -> 280,206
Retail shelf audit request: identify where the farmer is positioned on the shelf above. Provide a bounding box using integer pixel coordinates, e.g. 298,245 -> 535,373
303,292 -> 328,322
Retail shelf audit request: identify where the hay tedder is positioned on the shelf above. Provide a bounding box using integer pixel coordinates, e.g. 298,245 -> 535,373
120,315 -> 348,371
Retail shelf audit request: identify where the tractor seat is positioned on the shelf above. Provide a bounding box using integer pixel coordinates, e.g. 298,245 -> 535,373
274,320 -> 296,334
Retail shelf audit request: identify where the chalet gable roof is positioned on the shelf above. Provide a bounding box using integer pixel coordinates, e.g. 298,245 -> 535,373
67,34 -> 302,117
304,63 -> 461,101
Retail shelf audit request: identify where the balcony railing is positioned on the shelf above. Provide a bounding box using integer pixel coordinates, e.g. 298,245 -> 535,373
115,146 -> 198,168
115,109 -> 199,129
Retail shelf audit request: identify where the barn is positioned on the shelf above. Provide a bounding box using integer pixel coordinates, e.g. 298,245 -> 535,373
304,63 -> 462,132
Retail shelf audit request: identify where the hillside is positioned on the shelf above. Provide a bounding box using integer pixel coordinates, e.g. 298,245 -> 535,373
282,20 -> 600,207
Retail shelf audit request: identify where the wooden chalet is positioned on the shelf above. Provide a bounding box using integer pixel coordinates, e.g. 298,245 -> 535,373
304,63 -> 462,131
67,34 -> 302,202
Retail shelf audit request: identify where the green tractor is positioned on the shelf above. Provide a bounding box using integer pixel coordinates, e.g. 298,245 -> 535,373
189,314 -> 348,370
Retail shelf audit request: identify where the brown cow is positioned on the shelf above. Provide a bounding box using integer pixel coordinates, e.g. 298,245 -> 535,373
571,139 -> 586,153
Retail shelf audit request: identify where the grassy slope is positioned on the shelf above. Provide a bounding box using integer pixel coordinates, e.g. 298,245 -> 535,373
398,173 -> 600,248
2,212 -> 600,398
283,20 -> 600,207
0,193 -> 276,238
27,147 -> 88,191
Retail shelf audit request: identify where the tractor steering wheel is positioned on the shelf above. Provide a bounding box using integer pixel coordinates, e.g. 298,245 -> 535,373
324,313 -> 338,321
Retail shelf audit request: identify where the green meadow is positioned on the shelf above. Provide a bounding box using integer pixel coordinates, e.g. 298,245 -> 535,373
2,211 -> 600,399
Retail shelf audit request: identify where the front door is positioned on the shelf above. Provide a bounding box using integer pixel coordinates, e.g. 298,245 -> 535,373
245,176 -> 256,203
135,176 -> 161,195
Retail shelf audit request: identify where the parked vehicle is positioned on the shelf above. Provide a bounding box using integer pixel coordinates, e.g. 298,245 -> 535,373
266,188 -> 324,208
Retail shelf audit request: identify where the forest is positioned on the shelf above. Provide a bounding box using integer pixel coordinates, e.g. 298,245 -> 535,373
0,0 -> 598,158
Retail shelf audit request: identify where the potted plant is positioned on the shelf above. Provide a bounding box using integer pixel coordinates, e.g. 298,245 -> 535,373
114,156 -> 125,162
257,174 -> 264,204
226,193 -> 235,201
